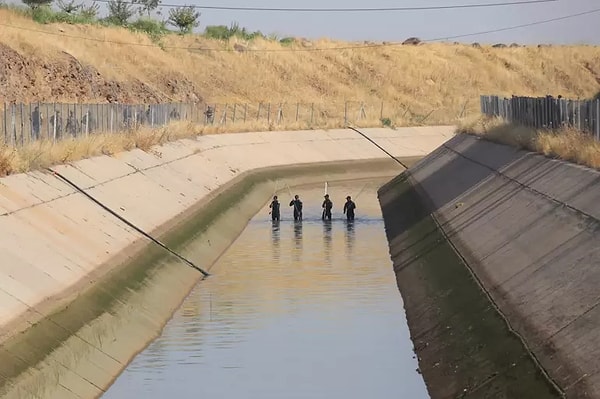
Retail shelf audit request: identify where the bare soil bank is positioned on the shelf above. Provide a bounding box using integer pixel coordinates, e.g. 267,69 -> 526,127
377,173 -> 561,399
0,157 -> 411,399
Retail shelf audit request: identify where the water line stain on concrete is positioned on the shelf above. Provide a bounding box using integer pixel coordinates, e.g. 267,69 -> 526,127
378,173 -> 561,399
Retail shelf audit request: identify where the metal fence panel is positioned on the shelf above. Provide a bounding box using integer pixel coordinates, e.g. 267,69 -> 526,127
1,99 -> 467,147
481,95 -> 600,138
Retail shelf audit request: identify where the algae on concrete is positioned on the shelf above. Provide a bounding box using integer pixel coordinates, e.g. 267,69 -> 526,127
378,173 -> 561,399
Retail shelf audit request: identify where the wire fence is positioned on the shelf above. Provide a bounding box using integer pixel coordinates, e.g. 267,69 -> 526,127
480,95 -> 600,140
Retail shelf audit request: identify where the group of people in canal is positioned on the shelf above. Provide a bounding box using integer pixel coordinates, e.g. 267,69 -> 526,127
269,194 -> 356,222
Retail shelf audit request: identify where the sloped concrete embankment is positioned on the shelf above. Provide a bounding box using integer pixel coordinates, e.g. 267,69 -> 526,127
378,133 -> 600,398
0,126 -> 454,398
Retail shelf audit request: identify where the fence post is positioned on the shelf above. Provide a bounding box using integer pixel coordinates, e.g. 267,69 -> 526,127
19,103 -> 24,147
380,101 -> 384,120
257,103 -> 262,121
267,103 -> 271,124
244,104 -> 248,123
221,104 -> 228,125
296,103 -> 300,122
28,103 -> 34,142
3,102 -> 7,145
85,106 -> 89,136
232,104 -> 237,124
596,100 -> 600,140
310,103 -> 314,125
479,95 -> 484,116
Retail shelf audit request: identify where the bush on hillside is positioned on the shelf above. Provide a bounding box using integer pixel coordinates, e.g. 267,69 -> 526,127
204,22 -> 265,41
106,0 -> 134,25
279,37 -> 295,46
130,17 -> 167,41
30,5 -> 95,24
79,2 -> 99,19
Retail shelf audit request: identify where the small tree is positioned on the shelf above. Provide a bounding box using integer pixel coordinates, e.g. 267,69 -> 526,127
135,0 -> 160,17
167,5 -> 199,34
107,0 -> 134,25
79,1 -> 99,19
22,0 -> 52,9
57,0 -> 81,13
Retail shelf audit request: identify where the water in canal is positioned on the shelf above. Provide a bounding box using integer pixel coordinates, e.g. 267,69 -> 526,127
103,178 -> 428,399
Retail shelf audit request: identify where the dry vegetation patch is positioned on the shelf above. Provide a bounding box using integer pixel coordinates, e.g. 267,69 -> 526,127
0,116 -> 389,176
458,116 -> 600,169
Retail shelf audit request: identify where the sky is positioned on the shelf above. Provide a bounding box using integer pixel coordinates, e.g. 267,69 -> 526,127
6,0 -> 600,44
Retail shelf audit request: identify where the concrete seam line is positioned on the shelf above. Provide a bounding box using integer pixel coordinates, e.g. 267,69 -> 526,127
405,171 -> 566,397
47,168 -> 210,277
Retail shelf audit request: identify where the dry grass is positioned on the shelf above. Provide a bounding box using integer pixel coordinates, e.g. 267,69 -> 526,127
0,116 -> 388,176
2,8 -> 600,125
458,116 -> 600,169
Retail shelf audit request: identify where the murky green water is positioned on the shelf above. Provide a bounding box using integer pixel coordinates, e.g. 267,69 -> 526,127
102,179 -> 428,399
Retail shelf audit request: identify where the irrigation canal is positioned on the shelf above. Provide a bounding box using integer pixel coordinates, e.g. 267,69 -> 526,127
102,178 -> 428,398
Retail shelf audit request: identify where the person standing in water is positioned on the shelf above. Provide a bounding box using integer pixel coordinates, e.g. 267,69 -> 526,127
343,195 -> 356,221
269,195 -> 280,221
289,194 -> 303,221
322,194 -> 333,221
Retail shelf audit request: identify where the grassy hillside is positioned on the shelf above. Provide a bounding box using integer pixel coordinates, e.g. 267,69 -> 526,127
2,8 -> 600,126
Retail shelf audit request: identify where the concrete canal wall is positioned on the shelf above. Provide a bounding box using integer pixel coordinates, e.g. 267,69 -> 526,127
0,126 -> 453,398
378,133 -> 600,398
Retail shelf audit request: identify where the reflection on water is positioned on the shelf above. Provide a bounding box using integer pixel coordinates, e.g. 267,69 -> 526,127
345,220 -> 355,258
103,179 -> 429,399
323,220 -> 332,263
292,221 -> 303,262
271,220 -> 280,261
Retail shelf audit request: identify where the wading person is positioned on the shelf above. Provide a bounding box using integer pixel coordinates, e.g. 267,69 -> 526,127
322,194 -> 333,221
343,195 -> 356,221
269,195 -> 281,221
289,194 -> 303,221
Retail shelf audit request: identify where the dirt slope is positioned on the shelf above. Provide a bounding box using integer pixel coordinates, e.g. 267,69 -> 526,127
1,8 -> 600,122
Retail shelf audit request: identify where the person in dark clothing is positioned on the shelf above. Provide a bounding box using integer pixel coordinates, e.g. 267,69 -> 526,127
269,195 -> 281,221
322,194 -> 333,220
343,195 -> 356,221
289,194 -> 303,221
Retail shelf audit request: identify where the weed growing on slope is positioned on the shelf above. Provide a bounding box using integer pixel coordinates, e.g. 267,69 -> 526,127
458,116 -> 600,169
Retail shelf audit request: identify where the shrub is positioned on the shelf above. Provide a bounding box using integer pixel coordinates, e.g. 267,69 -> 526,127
381,117 -> 392,127
129,17 -> 167,41
204,21 -> 265,41
106,0 -> 134,26
279,37 -> 295,46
